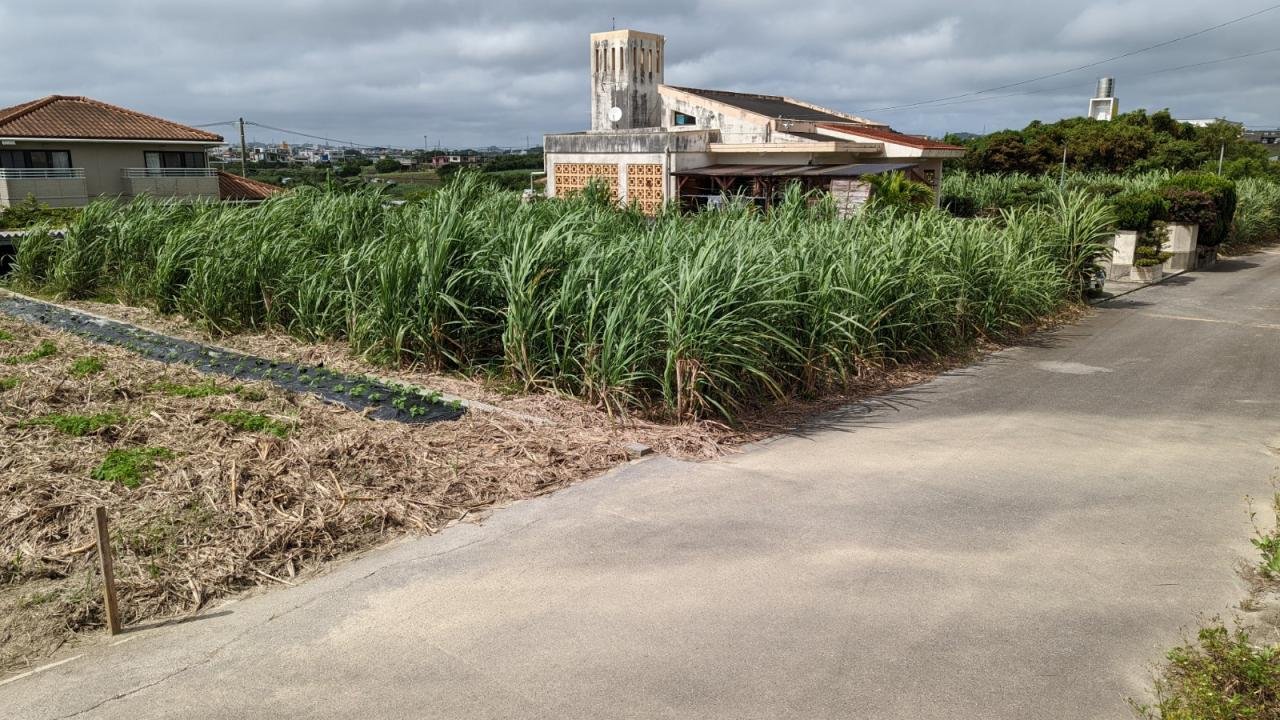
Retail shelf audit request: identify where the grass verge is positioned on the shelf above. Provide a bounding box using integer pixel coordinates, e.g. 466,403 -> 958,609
1134,486 -> 1280,718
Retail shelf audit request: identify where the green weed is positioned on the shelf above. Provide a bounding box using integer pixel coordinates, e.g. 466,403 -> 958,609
1135,623 -> 1280,719
26,412 -> 125,436
215,410 -> 291,438
92,447 -> 173,489
235,386 -> 269,402
69,356 -> 106,377
1250,493 -> 1280,578
0,376 -> 18,392
3,339 -> 57,365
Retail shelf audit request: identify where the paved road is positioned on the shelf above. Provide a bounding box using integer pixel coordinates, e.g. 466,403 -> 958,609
7,252 -> 1280,719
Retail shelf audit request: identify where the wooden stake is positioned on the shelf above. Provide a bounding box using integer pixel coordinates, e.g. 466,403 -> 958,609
94,507 -> 122,636
229,460 -> 238,507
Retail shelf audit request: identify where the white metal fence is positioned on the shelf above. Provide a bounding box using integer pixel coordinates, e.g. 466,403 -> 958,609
0,168 -> 85,179
122,168 -> 218,178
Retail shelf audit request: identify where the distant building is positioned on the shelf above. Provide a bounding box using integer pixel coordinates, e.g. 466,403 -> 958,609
1087,77 -> 1118,122
1245,128 -> 1280,145
0,95 -> 278,207
1245,128 -> 1280,159
430,154 -> 483,167
542,29 -> 963,215
1182,118 -> 1244,129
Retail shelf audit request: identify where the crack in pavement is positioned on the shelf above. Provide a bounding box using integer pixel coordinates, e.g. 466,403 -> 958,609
54,620 -> 262,719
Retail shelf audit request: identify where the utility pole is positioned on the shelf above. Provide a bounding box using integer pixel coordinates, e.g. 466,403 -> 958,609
1059,145 -> 1068,189
238,117 -> 248,177
1217,143 -> 1225,175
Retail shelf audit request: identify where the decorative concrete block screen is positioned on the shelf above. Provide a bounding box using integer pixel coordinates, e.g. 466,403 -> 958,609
554,163 -> 618,200
625,163 -> 664,215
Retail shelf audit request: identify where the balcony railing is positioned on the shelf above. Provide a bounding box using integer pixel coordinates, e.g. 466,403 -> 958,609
0,167 -> 85,179
122,168 -> 218,178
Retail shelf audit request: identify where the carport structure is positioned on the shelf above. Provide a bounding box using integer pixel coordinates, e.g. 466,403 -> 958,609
672,161 -> 919,212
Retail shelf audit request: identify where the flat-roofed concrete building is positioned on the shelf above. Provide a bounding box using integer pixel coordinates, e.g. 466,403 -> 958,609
0,95 -> 279,207
544,29 -> 964,215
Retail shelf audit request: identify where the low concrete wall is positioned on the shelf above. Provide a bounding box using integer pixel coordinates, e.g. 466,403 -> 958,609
0,177 -> 89,208
545,129 -> 716,154
124,176 -> 219,201
1162,222 -> 1198,272
1109,230 -> 1139,280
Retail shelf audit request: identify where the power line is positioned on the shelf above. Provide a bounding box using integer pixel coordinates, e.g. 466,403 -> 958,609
888,45 -> 1280,114
852,3 -> 1280,115
243,121 -> 386,148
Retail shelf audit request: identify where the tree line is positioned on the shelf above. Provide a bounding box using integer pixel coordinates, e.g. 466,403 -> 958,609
944,109 -> 1278,180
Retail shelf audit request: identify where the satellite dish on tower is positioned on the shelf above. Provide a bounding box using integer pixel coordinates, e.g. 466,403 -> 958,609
608,106 -> 623,123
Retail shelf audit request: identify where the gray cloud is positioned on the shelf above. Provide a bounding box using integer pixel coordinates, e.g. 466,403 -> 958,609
3,0 -> 1277,148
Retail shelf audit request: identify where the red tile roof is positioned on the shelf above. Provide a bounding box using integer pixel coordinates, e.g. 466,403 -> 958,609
0,95 -> 223,142
817,123 -> 963,151
217,171 -> 285,202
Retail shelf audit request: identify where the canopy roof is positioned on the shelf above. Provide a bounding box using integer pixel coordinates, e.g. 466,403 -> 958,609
673,162 -> 916,178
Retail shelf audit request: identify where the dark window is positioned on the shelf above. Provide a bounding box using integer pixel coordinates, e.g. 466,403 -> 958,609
673,111 -> 697,127
143,151 -> 207,169
0,149 -> 72,169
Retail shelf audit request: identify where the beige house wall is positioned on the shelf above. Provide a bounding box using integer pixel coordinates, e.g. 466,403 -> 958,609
0,139 -> 218,206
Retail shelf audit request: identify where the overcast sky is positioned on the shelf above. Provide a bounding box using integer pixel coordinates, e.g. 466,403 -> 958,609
3,1 -> 1278,148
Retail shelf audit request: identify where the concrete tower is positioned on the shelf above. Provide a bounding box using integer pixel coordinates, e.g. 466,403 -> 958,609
1088,77 -> 1118,121
590,29 -> 664,131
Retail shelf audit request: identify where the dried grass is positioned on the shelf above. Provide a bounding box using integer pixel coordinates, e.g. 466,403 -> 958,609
0,313 -> 633,673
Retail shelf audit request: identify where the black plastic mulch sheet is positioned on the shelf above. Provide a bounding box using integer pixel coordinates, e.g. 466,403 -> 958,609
0,295 -> 464,425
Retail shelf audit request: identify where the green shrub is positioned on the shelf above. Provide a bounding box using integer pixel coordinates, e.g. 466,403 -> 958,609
865,172 -> 934,211
1159,173 -> 1237,247
1134,245 -> 1172,268
1231,178 -> 1280,248
0,195 -> 78,229
1112,190 -> 1169,233
1160,188 -> 1218,235
1134,223 -> 1173,268
92,447 -> 173,489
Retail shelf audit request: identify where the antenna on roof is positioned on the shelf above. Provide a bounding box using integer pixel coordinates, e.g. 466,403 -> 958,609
611,17 -> 616,30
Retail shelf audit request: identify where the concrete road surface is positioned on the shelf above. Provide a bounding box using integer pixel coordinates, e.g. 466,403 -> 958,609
6,252 -> 1280,719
